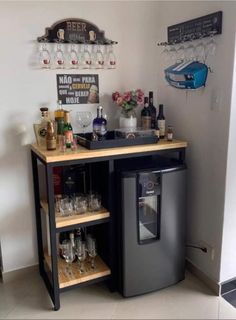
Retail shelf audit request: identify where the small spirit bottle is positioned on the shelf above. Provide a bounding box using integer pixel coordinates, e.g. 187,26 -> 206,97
93,106 -> 107,140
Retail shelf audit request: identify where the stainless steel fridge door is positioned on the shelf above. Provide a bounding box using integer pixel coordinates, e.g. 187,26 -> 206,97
121,168 -> 186,297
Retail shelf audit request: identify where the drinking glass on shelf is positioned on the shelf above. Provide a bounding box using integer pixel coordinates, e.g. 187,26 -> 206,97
58,135 -> 66,153
73,194 -> 88,214
39,42 -> 51,69
58,196 -> 74,216
54,42 -> 65,69
81,44 -> 92,69
61,240 -> 75,276
67,43 -> 79,68
71,135 -> 78,151
88,192 -> 101,212
76,241 -> 87,274
87,238 -> 97,269
55,194 -> 62,216
106,45 -> 116,69
76,111 -> 92,134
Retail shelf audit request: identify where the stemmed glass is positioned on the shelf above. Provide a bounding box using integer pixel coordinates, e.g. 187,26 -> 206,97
95,45 -> 104,69
205,31 -> 216,61
76,240 -> 87,273
81,44 -> 92,69
87,238 -> 97,269
194,34 -> 205,62
185,37 -> 195,61
168,42 -> 178,64
76,111 -> 92,134
39,42 -> 51,69
68,43 -> 78,68
54,42 -> 65,69
61,240 -> 75,276
106,45 -> 116,69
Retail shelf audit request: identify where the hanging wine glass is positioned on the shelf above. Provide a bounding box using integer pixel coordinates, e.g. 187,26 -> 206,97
95,45 -> 104,69
106,45 -> 116,69
168,42 -> 178,64
68,43 -> 78,68
176,40 -> 185,63
54,42 -> 65,69
205,31 -> 216,61
81,44 -> 92,69
160,42 -> 170,65
185,36 -> 195,61
39,42 -> 51,69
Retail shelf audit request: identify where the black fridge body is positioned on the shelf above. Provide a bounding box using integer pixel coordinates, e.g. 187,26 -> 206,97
119,162 -> 186,297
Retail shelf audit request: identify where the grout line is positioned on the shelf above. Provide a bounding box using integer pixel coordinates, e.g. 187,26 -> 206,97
222,288 -> 236,297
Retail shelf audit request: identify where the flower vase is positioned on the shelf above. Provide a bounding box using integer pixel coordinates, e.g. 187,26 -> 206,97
119,110 -> 137,129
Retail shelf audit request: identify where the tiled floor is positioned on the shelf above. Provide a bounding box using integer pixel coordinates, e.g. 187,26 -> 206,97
0,270 -> 236,319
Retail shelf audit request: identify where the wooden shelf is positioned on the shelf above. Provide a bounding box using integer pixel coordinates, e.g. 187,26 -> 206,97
44,253 -> 111,289
31,139 -> 188,163
40,200 -> 110,229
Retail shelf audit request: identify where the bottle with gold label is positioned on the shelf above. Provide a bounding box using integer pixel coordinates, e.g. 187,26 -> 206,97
33,107 -> 50,147
54,100 -> 65,137
46,121 -> 57,150
63,111 -> 73,148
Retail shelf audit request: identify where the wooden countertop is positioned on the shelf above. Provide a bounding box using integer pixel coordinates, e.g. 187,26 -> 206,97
31,139 -> 187,163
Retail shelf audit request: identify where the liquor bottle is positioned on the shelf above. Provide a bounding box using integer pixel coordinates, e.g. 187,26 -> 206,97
141,97 -> 151,129
63,111 -> 73,148
33,107 -> 50,147
54,100 -> 65,137
167,125 -> 173,141
148,92 -> 156,129
46,121 -> 57,150
93,106 -> 107,140
157,104 -> 165,139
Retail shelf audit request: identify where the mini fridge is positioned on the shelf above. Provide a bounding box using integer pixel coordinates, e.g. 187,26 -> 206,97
119,161 -> 186,297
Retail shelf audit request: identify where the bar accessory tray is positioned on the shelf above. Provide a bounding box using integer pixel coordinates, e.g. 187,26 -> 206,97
76,129 -> 158,150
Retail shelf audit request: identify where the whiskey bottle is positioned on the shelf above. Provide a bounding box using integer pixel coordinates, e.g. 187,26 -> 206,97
63,111 -> 73,148
54,100 -> 65,137
141,97 -> 151,129
46,121 -> 57,150
33,107 -> 50,147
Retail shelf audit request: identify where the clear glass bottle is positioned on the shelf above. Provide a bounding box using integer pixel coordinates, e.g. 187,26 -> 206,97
33,107 -> 50,147
93,106 -> 107,140
54,100 -> 65,137
167,125 -> 173,141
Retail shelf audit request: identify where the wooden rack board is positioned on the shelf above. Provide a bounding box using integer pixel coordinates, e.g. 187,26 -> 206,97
31,139 -> 188,163
40,200 -> 110,228
44,253 -> 111,289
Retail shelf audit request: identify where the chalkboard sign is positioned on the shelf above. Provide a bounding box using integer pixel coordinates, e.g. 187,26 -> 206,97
57,74 -> 99,105
168,11 -> 222,44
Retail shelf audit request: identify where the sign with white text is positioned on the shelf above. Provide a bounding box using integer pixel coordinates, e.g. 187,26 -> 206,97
57,74 -> 99,105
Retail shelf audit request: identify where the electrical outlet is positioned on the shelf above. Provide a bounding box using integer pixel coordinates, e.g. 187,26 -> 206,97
199,241 -> 215,261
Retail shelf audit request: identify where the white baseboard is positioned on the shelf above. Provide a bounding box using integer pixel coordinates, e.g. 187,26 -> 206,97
2,264 -> 38,283
186,259 -> 220,295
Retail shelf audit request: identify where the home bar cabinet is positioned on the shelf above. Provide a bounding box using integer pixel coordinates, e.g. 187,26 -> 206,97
31,139 -> 187,310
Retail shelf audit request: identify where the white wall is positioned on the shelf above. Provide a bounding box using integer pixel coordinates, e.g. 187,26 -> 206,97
157,1 -> 236,282
220,38 -> 236,282
0,1 -> 160,273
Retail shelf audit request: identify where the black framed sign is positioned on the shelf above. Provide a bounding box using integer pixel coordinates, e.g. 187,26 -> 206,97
57,74 -> 99,105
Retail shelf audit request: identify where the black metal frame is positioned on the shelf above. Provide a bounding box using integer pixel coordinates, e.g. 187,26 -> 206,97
31,147 -> 186,311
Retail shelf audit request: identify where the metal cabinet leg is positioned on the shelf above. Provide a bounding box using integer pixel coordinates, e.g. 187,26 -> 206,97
46,164 -> 60,311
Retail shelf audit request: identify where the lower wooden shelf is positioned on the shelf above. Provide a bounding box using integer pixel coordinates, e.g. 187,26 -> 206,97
44,253 -> 111,289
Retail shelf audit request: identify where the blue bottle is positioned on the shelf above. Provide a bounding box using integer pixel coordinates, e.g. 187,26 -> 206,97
93,106 -> 107,140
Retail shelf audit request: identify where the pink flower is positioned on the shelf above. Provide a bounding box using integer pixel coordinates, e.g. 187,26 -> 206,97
116,96 -> 124,106
136,89 -> 144,97
123,91 -> 131,102
137,95 -> 143,104
112,91 -> 120,102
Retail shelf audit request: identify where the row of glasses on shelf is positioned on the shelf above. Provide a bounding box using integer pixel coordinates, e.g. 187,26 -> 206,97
61,235 -> 97,275
160,31 -> 217,65
55,192 -> 102,217
38,41 -> 116,69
